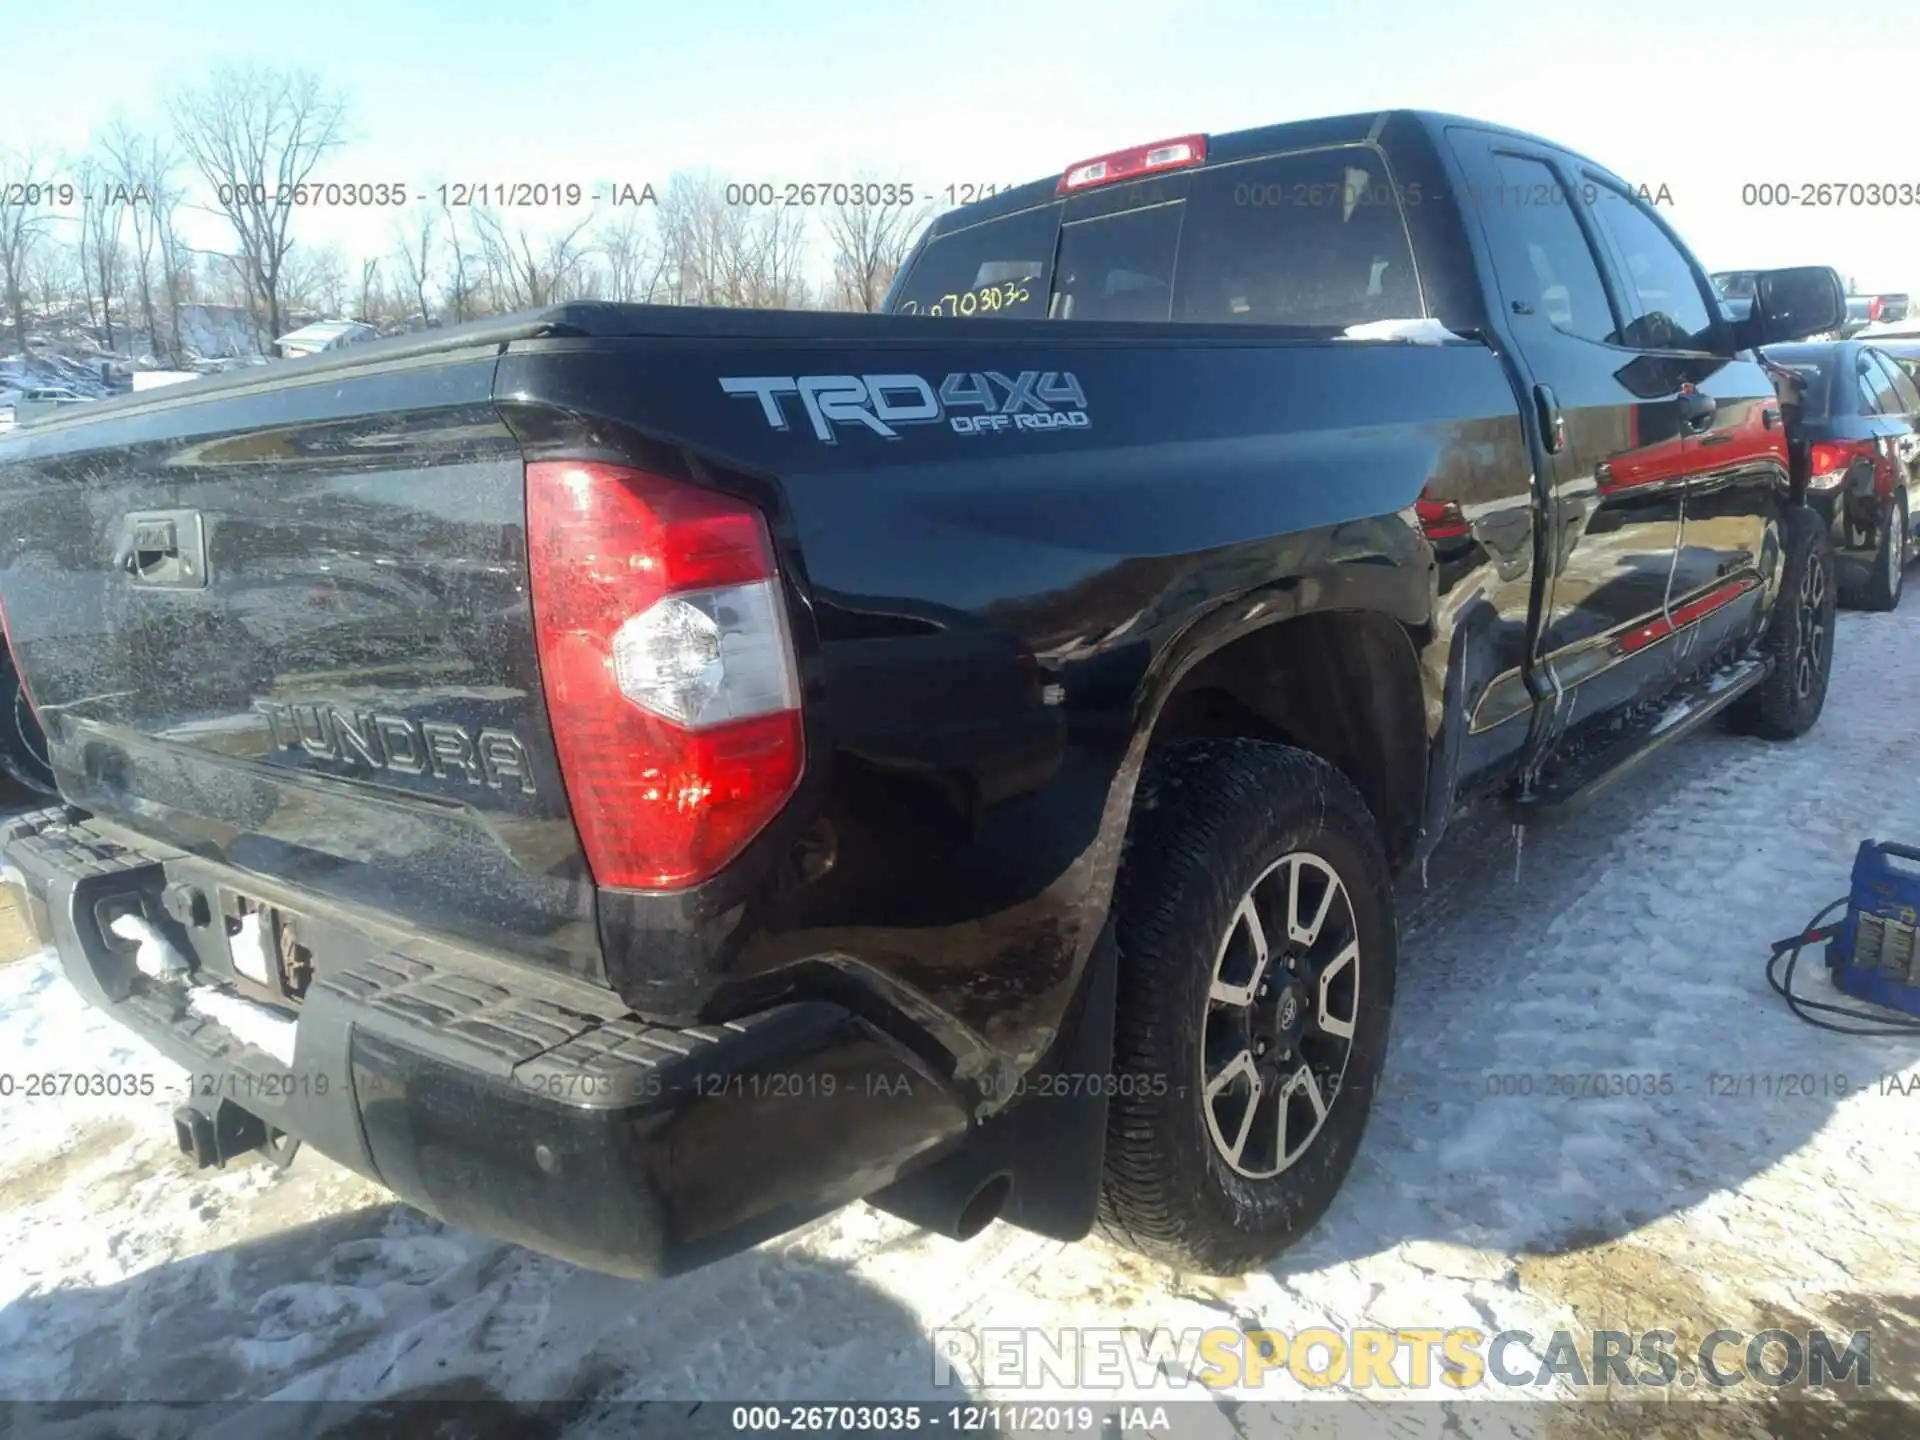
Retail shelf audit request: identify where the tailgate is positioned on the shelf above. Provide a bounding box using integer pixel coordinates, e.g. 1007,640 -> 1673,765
0,350 -> 599,976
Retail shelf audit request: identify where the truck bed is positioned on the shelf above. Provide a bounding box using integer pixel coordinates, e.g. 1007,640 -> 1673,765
0,302 -> 1518,1034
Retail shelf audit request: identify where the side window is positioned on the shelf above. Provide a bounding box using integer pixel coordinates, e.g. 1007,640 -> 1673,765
1858,353 -> 1904,414
1856,358 -> 1885,414
1870,351 -> 1918,414
1582,181 -> 1716,351
1170,147 -> 1420,327
1049,201 -> 1185,322
1892,358 -> 1920,413
1483,153 -> 1616,344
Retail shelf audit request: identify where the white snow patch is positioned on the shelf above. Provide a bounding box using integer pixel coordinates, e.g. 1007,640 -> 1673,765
108,912 -> 192,979
1337,317 -> 1471,345
3,594 -> 1920,1418
227,910 -> 273,986
186,987 -> 298,1065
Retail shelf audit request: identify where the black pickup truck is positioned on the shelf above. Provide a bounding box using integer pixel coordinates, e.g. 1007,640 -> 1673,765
0,110 -> 1846,1279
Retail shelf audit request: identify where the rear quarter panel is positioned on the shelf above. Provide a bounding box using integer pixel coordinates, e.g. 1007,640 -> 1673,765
497,328 -> 1532,1086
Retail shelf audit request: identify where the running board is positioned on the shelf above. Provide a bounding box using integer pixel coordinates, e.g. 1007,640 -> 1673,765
1513,658 -> 1772,818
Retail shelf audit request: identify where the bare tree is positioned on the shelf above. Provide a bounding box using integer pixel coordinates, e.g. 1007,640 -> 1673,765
75,156 -> 129,349
0,149 -> 54,348
822,179 -> 929,312
26,242 -> 80,321
654,171 -> 792,308
187,245 -> 254,314
304,244 -> 350,318
594,208 -> 669,303
391,206 -> 438,325
169,63 -> 348,340
655,172 -> 736,305
469,207 -> 595,311
441,204 -> 478,323
101,120 -> 180,361
648,172 -> 827,311
742,204 -> 812,309
357,257 -> 381,322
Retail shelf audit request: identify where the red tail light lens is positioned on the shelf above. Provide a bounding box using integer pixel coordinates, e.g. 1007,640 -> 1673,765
526,461 -> 803,891
1869,295 -> 1886,322
1808,438 -> 1877,491
1415,495 -> 1470,541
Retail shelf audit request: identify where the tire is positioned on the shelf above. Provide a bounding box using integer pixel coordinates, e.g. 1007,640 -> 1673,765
1858,493 -> 1907,613
1096,738 -> 1396,1274
1729,505 -> 1836,740
0,646 -> 54,795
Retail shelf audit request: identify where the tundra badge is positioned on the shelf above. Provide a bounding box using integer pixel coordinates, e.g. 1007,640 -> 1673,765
254,701 -> 538,795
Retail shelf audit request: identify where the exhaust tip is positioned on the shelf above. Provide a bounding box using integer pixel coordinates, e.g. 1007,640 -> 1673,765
954,1173 -> 1012,1241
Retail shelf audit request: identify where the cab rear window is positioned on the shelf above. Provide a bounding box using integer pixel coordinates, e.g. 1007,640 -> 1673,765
891,144 -> 1422,329
890,204 -> 1056,317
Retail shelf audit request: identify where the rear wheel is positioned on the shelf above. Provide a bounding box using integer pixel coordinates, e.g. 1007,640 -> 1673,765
1097,739 -> 1396,1274
0,647 -> 54,795
1858,493 -> 1907,612
1730,505 -> 1835,740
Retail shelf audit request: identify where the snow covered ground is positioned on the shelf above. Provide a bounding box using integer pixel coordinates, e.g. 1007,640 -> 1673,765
1,591 -> 1918,1435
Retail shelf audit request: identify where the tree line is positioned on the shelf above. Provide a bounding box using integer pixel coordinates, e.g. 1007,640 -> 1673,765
0,63 -> 933,365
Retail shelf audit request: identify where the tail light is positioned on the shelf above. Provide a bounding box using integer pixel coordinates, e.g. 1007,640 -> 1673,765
1869,296 -> 1886,323
1415,495 -> 1470,541
526,461 -> 803,891
1808,438 -> 1880,492
1058,134 -> 1207,194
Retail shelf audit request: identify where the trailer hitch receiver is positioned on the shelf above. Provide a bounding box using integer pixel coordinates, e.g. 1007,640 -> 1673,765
172,1100 -> 273,1169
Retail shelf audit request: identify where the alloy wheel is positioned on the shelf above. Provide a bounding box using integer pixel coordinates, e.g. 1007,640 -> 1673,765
1795,546 -> 1830,700
1201,851 -> 1361,1179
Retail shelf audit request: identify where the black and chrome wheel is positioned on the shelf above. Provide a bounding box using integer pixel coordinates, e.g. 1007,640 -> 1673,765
1732,505 -> 1835,740
1098,738 -> 1396,1275
1202,852 -> 1360,1179
1860,494 -> 1906,613
1797,528 -> 1834,689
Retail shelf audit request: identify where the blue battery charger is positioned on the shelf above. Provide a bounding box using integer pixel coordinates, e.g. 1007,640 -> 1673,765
1827,840 -> 1920,1018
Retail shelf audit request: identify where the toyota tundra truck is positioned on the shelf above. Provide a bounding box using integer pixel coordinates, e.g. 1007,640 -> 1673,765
0,110 -> 1846,1278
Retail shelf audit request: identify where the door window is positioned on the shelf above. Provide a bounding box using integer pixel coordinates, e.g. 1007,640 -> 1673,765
1171,147 -> 1421,326
1480,153 -> 1617,344
1582,182 -> 1717,351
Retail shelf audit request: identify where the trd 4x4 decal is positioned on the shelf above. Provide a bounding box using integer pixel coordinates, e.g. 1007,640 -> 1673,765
720,371 -> 1089,442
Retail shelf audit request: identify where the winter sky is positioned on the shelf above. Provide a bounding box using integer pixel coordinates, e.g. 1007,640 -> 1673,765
6,0 -> 1919,293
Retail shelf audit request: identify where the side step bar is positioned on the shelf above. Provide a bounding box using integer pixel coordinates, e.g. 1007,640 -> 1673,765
1514,658 -> 1772,819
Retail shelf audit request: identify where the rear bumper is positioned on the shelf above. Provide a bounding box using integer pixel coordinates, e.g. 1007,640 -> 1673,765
2,808 -> 969,1277
1808,482 -> 1894,570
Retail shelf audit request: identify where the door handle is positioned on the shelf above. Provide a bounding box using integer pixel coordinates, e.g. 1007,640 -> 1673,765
1677,390 -> 1716,433
1533,383 -> 1565,455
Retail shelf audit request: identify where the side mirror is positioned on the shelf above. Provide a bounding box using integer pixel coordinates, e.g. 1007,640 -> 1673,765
1734,266 -> 1846,348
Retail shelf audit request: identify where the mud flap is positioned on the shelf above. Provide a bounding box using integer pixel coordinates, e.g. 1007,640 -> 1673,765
868,919 -> 1117,1243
